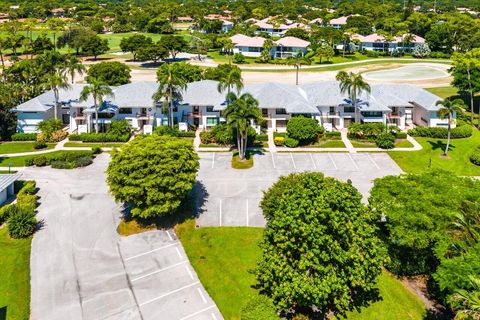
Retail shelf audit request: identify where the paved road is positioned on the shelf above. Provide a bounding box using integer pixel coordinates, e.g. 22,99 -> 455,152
23,154 -> 222,320
195,152 -> 403,227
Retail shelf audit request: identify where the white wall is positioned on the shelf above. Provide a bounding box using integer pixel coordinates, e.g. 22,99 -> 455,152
16,110 -> 51,133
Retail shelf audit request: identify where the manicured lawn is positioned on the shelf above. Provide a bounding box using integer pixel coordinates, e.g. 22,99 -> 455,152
199,143 -> 224,148
232,151 -> 254,169
424,86 -> 459,99
0,150 -> 90,167
176,222 -> 427,320
64,142 -> 125,148
0,142 -> 55,154
394,139 -> 414,148
389,128 -> 480,176
351,140 -> 377,148
317,140 -> 346,148
0,227 -> 31,320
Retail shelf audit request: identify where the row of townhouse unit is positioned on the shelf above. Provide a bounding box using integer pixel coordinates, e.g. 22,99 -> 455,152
13,80 -> 453,134
230,34 -> 310,58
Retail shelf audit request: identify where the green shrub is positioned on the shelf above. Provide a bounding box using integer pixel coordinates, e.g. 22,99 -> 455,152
46,130 -> 68,142
154,125 -> 179,136
33,140 -> 47,149
470,148 -> 480,166
212,124 -> 235,145
274,136 -> 285,146
257,133 -> 268,141
285,137 -> 299,148
0,204 -> 15,225
50,161 -> 75,169
7,206 -> 37,239
286,117 -> 322,145
273,132 -> 287,138
233,53 -> 246,64
240,295 -> 278,320
396,132 -> 408,139
33,156 -> 47,167
25,158 -> 34,166
16,193 -> 37,212
407,125 -> 473,139
18,181 -> 36,195
92,147 -> 102,154
200,130 -> 215,144
108,119 -> 132,136
69,133 -> 130,142
324,131 -> 341,139
348,123 -> 387,140
38,119 -> 63,140
178,131 -> 196,138
11,133 -> 37,141
376,132 -> 395,149
74,156 -> 93,167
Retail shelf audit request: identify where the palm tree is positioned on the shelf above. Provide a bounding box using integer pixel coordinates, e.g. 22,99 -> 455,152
336,71 -> 371,123
449,276 -> 480,320
287,53 -> 311,86
45,72 -> 70,120
448,200 -> 480,248
436,98 -> 464,156
80,77 -> 114,133
217,66 -> 243,104
63,55 -> 86,84
153,62 -> 188,127
223,92 -> 261,160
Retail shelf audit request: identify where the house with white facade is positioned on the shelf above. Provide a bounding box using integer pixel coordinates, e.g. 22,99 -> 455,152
248,17 -> 306,37
230,34 -> 310,58
310,15 -> 355,29
0,173 -> 21,206
13,80 -> 451,135
353,33 -> 426,52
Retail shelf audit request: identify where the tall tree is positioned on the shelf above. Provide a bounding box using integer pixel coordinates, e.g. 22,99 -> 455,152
153,62 -> 188,127
256,172 -> 386,317
217,65 -> 243,102
436,98 -> 465,156
336,71 -> 371,123
159,35 -> 187,61
79,77 -> 114,133
119,34 -> 152,61
63,55 -> 86,84
44,72 -> 70,120
450,50 -> 480,126
222,92 -> 260,160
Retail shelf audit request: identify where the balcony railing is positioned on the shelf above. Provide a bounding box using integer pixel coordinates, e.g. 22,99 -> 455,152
387,112 -> 402,119
73,112 -> 86,120
321,111 -> 340,117
187,111 -> 202,118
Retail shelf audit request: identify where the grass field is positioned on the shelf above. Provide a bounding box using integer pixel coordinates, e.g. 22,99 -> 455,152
232,150 -> 254,169
0,150 -> 90,167
64,142 -> 125,148
0,228 -> 31,320
389,128 -> 480,176
177,221 -> 427,320
351,140 -> 376,148
0,142 -> 55,154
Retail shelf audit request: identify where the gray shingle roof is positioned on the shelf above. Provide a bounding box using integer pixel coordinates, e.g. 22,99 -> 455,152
181,80 -> 227,108
0,173 -> 21,191
112,81 -> 158,107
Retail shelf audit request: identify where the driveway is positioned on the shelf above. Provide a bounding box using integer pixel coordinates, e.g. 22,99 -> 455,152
195,152 -> 403,227
23,154 -> 222,320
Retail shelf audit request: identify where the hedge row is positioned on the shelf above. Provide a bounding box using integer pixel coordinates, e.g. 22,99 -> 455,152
25,151 -> 95,169
69,133 -> 130,142
408,125 -> 473,139
470,147 -> 480,166
11,133 -> 37,141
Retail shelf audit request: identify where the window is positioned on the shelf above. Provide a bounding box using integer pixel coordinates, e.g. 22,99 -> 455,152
276,108 -> 287,115
119,108 -> 132,114
206,106 -> 214,112
362,111 -> 383,118
206,117 -> 219,126
344,106 -> 355,113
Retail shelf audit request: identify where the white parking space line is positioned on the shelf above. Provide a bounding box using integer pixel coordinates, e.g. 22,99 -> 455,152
367,153 -> 380,170
219,199 -> 222,227
166,230 -> 173,241
185,265 -> 194,280
175,247 -> 182,258
309,153 -> 317,169
271,153 -> 276,169
290,153 -> 297,169
348,153 -> 359,170
125,243 -> 179,261
211,313 -> 218,320
211,152 -> 215,168
197,288 -> 208,304
246,199 -> 249,226
327,153 -> 338,170
131,261 -> 188,282
139,281 -> 200,307
178,305 -> 216,320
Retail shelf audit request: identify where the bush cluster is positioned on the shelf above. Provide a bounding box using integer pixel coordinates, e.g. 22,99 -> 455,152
375,132 -> 396,149
256,133 -> 268,141
178,131 -> 196,138
37,130 -> 68,143
25,151 -> 95,169
274,136 -> 285,146
286,117 -> 323,145
199,124 -> 257,146
408,125 -> 472,139
285,137 -> 299,148
348,123 -> 389,140
470,147 -> 480,166
11,133 -> 37,141
154,125 -> 180,137
69,133 -> 130,142
33,140 -> 47,149
324,131 -> 342,139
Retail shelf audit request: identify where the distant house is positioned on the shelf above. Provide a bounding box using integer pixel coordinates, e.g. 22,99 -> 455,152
177,16 -> 194,23
0,174 -> 21,206
50,8 -> 65,16
230,34 -> 310,58
310,15 -> 358,29
353,33 -> 426,52
221,20 -> 233,32
249,17 -> 306,37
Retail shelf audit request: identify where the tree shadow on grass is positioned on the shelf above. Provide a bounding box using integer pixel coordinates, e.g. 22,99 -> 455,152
118,181 -> 209,232
427,140 -> 456,153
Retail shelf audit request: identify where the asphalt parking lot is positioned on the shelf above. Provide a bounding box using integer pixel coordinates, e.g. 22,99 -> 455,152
195,152 -> 403,227
24,154 -> 222,320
